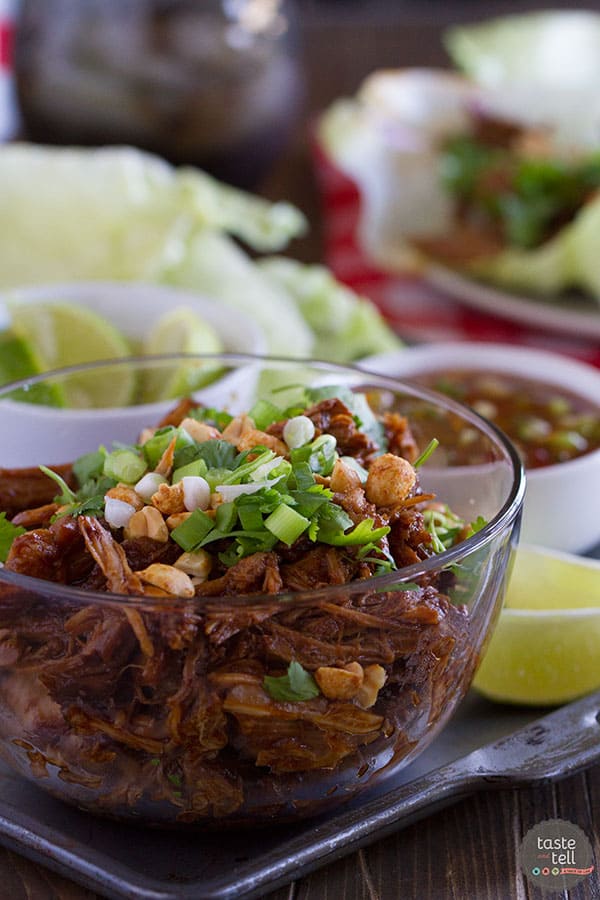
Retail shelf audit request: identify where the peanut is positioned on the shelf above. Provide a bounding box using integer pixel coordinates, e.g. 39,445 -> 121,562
365,454 -> 416,506
151,482 -> 186,516
124,506 -> 169,542
315,662 -> 364,700
356,664 -> 387,708
136,563 -> 195,598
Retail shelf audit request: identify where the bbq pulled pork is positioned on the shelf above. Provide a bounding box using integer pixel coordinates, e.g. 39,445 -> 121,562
0,393 -> 479,824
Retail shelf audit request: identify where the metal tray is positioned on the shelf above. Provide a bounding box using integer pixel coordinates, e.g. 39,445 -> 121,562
0,689 -> 599,900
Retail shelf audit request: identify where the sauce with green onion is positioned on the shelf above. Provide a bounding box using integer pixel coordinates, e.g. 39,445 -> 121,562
414,370 -> 600,469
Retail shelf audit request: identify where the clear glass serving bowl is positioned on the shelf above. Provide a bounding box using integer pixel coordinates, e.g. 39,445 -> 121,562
0,355 -> 524,826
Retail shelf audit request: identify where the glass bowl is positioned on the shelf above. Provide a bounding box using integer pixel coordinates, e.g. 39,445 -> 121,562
0,355 -> 524,826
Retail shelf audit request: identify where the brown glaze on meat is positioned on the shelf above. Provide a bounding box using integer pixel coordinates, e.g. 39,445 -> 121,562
0,464 -> 75,519
0,396 -> 478,825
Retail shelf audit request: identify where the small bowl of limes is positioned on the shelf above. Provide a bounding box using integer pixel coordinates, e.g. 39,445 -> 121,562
0,281 -> 267,407
0,282 -> 267,467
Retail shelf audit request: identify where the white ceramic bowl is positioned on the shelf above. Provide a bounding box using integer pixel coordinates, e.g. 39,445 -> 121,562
0,280 -> 267,355
361,342 -> 600,553
0,282 -> 267,467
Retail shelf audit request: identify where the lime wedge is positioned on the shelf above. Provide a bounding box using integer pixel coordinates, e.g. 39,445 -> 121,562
0,330 -> 66,406
9,302 -> 134,408
473,544 -> 600,706
141,306 -> 224,402
0,329 -> 41,383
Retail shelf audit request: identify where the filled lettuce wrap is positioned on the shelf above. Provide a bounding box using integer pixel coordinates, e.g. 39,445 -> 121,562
318,14 -> 600,303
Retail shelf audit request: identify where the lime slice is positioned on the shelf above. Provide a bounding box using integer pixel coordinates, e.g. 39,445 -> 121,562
9,302 -> 134,408
141,306 -> 224,402
473,544 -> 600,706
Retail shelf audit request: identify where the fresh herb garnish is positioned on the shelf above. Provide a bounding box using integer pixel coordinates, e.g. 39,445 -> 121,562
414,438 -> 439,468
423,506 -> 463,554
263,661 -> 320,702
319,517 -> 390,547
441,135 -> 600,250
0,512 -> 26,563
39,466 -> 77,505
189,406 -> 234,431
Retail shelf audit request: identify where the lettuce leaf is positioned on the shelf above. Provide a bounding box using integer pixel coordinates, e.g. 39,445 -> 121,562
164,229 -> 313,356
445,12 -> 600,150
0,143 -> 401,355
469,193 -> 600,301
446,11 -> 600,91
258,257 -> 401,361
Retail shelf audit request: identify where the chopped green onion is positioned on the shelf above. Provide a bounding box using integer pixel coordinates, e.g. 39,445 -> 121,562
103,449 -> 147,485
221,449 -> 275,484
547,396 -> 571,417
205,467 -> 234,492
171,509 -> 215,551
292,434 -> 338,476
264,504 -> 310,545
142,427 -> 188,469
249,399 -> 282,430
215,501 -> 237,532
547,430 -> 587,453
250,457 -> 291,482
516,417 -> 552,443
172,459 -> 208,483
283,415 -> 315,449
413,438 -> 439,469
423,506 -> 464,553
238,505 -> 264,532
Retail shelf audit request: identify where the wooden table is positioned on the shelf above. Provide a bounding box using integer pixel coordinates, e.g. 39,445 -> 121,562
4,2 -> 600,897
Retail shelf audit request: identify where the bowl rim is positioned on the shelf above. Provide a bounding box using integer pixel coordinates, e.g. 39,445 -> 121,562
0,352 -> 525,608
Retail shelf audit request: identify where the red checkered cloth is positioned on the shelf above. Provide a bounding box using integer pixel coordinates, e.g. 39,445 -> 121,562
313,141 -> 600,369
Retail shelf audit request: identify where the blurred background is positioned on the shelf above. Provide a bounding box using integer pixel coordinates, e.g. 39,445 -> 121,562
7,0 -> 600,268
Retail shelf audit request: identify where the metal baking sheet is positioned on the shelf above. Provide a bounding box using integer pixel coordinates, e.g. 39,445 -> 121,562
0,692 -> 543,900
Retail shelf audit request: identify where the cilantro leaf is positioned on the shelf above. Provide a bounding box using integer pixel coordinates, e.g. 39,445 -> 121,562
39,466 -> 76,504
72,449 -> 106,487
194,439 -> 237,470
263,661 -> 320,702
0,512 -> 26,563
467,515 -> 487,536
319,516 -> 390,547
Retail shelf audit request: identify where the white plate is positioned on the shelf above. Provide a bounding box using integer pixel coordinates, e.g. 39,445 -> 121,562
426,264 -> 600,340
